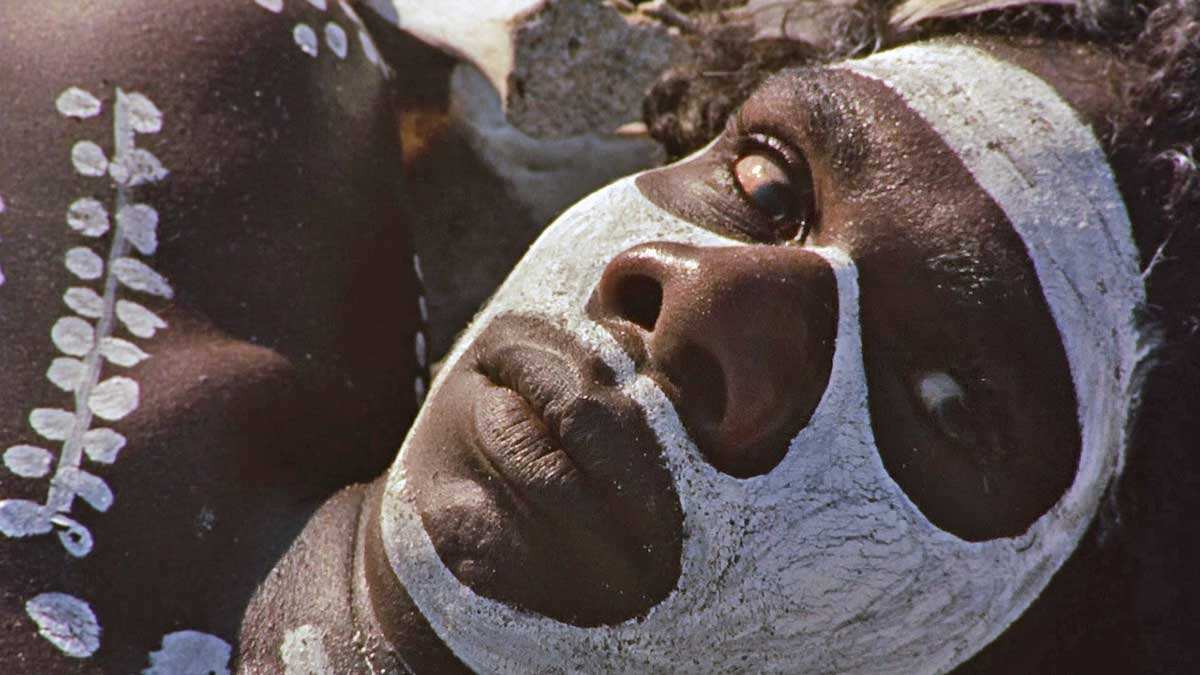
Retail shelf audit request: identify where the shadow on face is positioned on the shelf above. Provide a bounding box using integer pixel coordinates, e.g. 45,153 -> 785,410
390,38 -> 1137,645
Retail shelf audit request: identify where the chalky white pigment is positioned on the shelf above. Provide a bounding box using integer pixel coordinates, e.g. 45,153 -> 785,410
381,44 -> 1145,672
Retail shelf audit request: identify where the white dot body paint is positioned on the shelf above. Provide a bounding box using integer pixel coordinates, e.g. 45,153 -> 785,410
83,428 -> 126,464
379,44 -> 1145,672
25,593 -> 101,658
281,624 -> 332,675
358,28 -> 382,66
144,630 -> 232,675
71,141 -> 108,177
117,204 -> 159,255
113,257 -> 174,298
325,22 -> 349,59
65,246 -> 104,280
101,337 -> 151,367
56,87 -> 102,119
307,0 -> 329,10
64,287 -> 104,318
52,316 -> 96,357
294,24 -> 320,57
414,331 -> 427,368
109,148 -> 168,187
116,300 -> 167,338
67,198 -> 110,237
30,408 -> 75,441
4,445 -> 53,478
88,376 -> 140,421
47,357 -> 86,391
254,0 -> 284,13
0,194 -> 7,213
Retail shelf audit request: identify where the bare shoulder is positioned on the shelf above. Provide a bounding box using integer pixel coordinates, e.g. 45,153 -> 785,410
0,2 -> 417,672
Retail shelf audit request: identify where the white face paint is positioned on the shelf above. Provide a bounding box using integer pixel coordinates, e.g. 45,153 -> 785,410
280,624 -> 333,675
379,43 -> 1145,672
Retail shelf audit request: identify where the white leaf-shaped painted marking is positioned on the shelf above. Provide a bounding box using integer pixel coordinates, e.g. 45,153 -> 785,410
55,468 -> 113,512
325,22 -> 348,59
414,376 -> 426,403
71,141 -> 108,177
65,246 -> 104,280
0,194 -> 5,213
358,28 -> 381,66
418,294 -> 429,322
308,0 -> 328,10
144,630 -> 232,675
30,408 -> 75,441
109,148 -> 168,187
100,337 -> 150,367
67,198 -> 110,237
56,87 -> 102,119
294,23 -> 319,57
255,0 -> 283,13
413,254 -> 424,283
0,499 -> 52,537
116,300 -> 167,338
121,92 -> 162,134
117,203 -> 158,255
51,316 -> 95,356
83,428 -> 126,464
88,376 -> 140,421
25,592 -> 101,657
47,357 -> 86,391
51,515 -> 95,557
415,331 -> 427,367
4,445 -> 53,478
64,287 -> 104,318
113,258 -> 174,298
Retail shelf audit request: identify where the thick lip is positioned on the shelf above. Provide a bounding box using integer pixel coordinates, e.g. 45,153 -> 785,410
460,315 -> 624,510
404,312 -> 683,625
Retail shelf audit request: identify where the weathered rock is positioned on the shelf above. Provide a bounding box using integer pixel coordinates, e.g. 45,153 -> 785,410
364,0 -> 691,137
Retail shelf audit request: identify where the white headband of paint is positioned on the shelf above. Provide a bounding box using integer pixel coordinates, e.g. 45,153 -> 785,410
380,43 -> 1145,672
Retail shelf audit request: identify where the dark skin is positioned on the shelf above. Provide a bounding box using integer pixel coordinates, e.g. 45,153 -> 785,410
0,1 -> 418,672
0,4 -> 1155,671
364,34 -> 1132,669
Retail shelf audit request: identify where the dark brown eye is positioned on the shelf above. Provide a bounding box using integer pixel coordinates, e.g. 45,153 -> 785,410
732,139 -> 817,242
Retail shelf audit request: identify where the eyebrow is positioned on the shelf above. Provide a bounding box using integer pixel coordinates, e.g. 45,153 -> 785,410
744,68 -> 872,180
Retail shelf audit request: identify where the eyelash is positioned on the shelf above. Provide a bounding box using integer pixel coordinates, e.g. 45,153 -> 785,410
730,132 -> 819,244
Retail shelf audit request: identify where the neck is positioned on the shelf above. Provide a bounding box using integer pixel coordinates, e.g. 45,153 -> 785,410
356,479 -> 469,673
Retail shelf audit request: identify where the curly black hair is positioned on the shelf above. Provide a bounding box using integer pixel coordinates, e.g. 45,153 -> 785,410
642,1 -> 1200,671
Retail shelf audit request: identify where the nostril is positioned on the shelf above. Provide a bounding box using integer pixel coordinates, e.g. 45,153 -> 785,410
613,273 -> 663,332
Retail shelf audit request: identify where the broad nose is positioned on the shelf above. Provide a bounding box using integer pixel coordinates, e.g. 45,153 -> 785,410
588,241 -> 838,477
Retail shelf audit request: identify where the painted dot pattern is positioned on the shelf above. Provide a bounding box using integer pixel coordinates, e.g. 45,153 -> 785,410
251,0 -> 390,76
293,23 -> 320,57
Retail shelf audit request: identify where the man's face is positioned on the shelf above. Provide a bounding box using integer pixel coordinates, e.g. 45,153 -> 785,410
377,40 -> 1144,671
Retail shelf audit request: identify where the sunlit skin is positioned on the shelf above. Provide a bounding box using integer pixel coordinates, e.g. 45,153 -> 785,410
0,1 -> 1169,671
